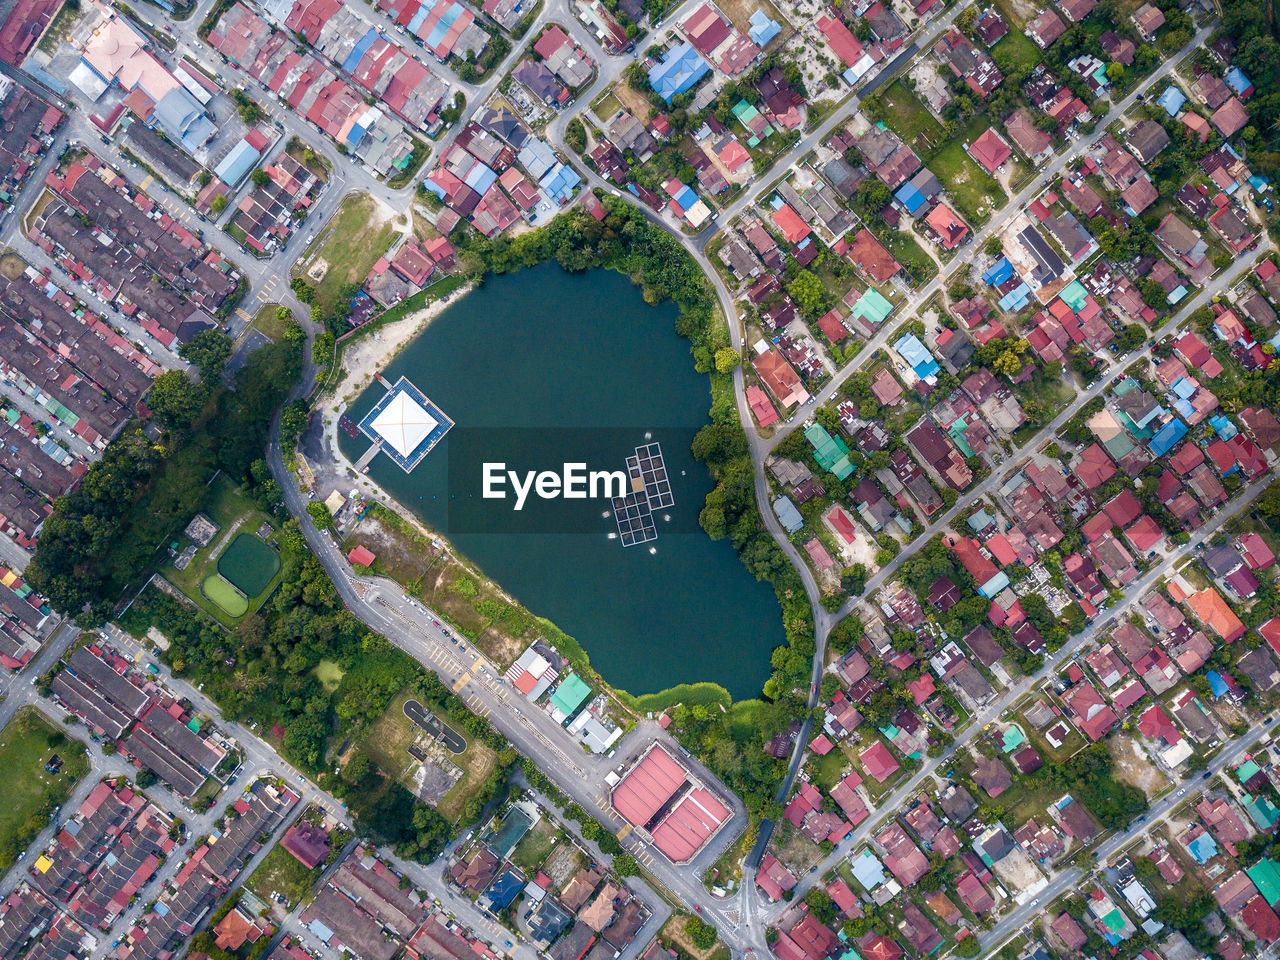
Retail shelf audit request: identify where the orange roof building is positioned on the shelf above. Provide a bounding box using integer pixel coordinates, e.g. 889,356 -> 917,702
753,348 -> 809,407
771,204 -> 811,244
1186,587 -> 1245,642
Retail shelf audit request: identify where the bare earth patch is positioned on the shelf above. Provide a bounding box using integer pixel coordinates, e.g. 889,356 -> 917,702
612,82 -> 655,122
1108,736 -> 1169,798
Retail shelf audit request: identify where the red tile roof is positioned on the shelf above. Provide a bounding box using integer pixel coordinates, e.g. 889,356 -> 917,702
860,741 -> 900,782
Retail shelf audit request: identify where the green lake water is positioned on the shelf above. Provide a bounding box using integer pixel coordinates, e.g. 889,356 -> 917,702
338,263 -> 781,698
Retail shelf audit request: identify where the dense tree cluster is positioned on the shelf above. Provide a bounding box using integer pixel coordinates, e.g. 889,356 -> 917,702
28,330 -> 303,622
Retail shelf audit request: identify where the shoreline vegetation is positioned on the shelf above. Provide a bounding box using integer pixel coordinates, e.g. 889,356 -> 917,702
350,197 -> 821,819
26,195 -> 822,833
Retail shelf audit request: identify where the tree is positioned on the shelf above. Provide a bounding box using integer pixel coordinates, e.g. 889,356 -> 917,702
565,118 -> 587,154
1117,324 -> 1147,351
179,329 -> 234,380
210,193 -> 228,215
854,179 -> 892,220
250,168 -> 270,189
686,917 -> 718,950
612,852 -> 639,877
714,347 -> 740,373
147,370 -> 208,429
307,501 -> 334,530
983,235 -> 1003,257
788,270 -> 827,318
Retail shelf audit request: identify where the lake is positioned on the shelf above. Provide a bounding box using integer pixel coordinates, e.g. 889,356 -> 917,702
338,263 -> 781,698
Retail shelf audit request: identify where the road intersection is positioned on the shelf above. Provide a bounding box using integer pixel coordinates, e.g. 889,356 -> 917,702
0,0 -> 1274,956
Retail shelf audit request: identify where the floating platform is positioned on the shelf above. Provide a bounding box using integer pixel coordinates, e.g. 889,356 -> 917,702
613,442 -> 673,547
357,376 -> 453,473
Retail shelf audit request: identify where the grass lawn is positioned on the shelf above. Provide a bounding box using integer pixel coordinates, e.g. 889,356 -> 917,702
510,817 -> 560,873
313,659 -> 345,693
161,474 -> 282,627
359,687 -> 421,785
662,914 -> 731,960
357,686 -> 497,823
299,193 -> 399,316
1003,770 -> 1065,825
880,80 -> 945,155
590,91 -> 623,123
882,390 -> 926,437
928,119 -> 1007,226
0,708 -> 88,870
202,574 -> 248,617
881,230 -> 938,282
437,735 -> 499,824
247,842 -> 322,909
809,749 -> 850,791
991,24 -> 1042,72
250,303 -> 291,342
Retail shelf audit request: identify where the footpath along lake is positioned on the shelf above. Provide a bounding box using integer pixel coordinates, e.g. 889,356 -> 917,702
339,263 -> 781,699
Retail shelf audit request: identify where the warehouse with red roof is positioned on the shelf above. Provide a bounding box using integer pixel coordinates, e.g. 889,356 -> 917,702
610,744 -> 730,863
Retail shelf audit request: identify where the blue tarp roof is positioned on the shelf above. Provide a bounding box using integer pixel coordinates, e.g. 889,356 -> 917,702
1207,670 -> 1228,697
674,184 -> 698,209
895,182 -> 926,215
1157,86 -> 1185,116
1148,418 -> 1188,457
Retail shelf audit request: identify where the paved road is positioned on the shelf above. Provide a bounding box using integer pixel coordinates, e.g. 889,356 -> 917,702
268,427 -> 757,946
754,473 -> 1273,925
0,2 -> 1267,954
982,708 -> 1278,953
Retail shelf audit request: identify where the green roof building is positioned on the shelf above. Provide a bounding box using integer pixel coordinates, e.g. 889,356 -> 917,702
1059,280 -> 1089,313
804,423 -> 854,479
1246,796 -> 1280,832
1247,858 -> 1280,906
848,288 -> 894,326
550,673 -> 592,717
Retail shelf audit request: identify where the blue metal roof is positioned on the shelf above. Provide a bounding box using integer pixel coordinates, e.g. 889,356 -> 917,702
213,139 -> 261,186
648,42 -> 710,102
1148,418 -> 1188,458
749,10 -> 781,45
894,333 -> 940,378
895,182 -> 926,214
1208,415 -> 1237,440
983,257 -> 1014,286
1156,86 -> 1185,116
1226,66 -> 1252,95
342,29 -> 379,74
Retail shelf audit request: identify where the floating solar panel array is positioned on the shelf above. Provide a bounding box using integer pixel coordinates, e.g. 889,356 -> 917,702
613,442 -> 673,547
